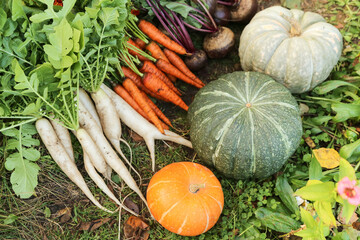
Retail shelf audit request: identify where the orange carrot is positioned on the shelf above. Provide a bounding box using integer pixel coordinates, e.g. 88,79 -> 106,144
167,74 -> 177,83
146,41 -> 170,62
127,39 -> 148,61
123,79 -> 165,134
163,48 -> 205,86
155,59 -> 203,88
142,73 -> 188,111
113,85 -> 169,130
145,42 -> 177,83
121,66 -> 169,102
140,91 -> 172,127
113,84 -> 149,119
140,61 -> 182,96
134,38 -> 147,50
138,20 -> 187,55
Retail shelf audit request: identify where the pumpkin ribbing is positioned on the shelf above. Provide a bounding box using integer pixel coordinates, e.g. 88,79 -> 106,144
238,6 -> 343,93
147,162 -> 224,236
188,71 -> 303,179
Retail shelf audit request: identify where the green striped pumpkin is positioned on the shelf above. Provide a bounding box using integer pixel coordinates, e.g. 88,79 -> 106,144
239,6 -> 343,93
188,72 -> 302,179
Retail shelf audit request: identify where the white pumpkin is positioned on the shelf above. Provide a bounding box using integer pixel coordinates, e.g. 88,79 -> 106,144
239,6 -> 343,93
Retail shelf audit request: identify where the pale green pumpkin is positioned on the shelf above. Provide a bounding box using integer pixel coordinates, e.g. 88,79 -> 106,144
239,6 -> 343,93
188,72 -> 302,179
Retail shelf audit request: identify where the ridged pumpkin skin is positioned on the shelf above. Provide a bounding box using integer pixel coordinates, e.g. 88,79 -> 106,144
188,72 -> 302,179
147,162 -> 224,236
239,6 -> 343,93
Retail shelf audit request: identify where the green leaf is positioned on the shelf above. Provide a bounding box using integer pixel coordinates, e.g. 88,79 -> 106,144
22,103 -> 39,115
340,139 -> 360,160
332,231 -> 350,240
3,214 -> 18,224
300,207 -> 317,229
11,0 -> 27,21
5,152 -> 40,198
85,7 -> 99,18
275,176 -> 300,215
0,8 -> 6,30
44,18 -> 74,61
295,181 -> 335,202
309,156 -> 323,180
255,208 -> 301,233
339,158 -> 356,181
314,201 -> 336,227
313,80 -> 360,95
44,207 -> 51,218
22,148 -> 40,161
332,102 -> 360,122
341,201 -> 357,224
99,8 -> 119,27
164,2 -> 195,18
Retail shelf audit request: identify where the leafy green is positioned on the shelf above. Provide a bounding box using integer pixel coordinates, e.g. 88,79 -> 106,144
2,123 -> 40,198
294,181 -> 335,202
255,208 -> 301,233
275,176 -> 300,216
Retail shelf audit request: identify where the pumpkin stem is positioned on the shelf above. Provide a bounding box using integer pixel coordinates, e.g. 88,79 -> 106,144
280,13 -> 302,37
189,183 -> 206,193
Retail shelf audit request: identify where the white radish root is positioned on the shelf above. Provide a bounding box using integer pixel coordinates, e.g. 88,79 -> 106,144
79,88 -> 102,130
78,101 -> 148,207
90,89 -> 141,181
101,84 -> 193,171
50,119 -> 75,162
75,128 -> 109,177
35,118 -> 115,214
79,90 -> 112,179
83,152 -> 139,216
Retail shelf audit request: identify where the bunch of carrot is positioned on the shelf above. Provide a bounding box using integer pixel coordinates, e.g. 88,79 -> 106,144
114,19 -> 206,134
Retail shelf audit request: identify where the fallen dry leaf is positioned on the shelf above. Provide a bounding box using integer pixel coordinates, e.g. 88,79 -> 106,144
53,207 -> 72,223
124,216 -> 149,240
353,221 -> 360,230
78,217 -> 112,232
304,136 -> 316,149
130,131 -> 144,142
313,148 -> 340,169
338,207 -> 359,225
124,198 -> 140,215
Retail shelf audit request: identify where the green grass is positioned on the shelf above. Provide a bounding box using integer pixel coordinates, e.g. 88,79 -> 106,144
1,0 -> 360,239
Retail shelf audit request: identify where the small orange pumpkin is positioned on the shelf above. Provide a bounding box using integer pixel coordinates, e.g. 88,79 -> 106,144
146,162 -> 224,236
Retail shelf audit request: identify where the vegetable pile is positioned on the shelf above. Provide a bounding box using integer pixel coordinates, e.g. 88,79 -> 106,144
0,0 -> 200,214
2,0 -> 360,239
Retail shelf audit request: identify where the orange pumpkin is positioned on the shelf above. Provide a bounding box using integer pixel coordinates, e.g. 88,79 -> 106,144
146,162 -> 224,236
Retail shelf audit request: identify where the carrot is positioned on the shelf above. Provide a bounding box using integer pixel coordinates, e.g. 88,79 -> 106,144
155,58 -> 203,88
121,66 -> 169,101
142,73 -> 189,111
113,84 -> 169,130
145,42 -> 177,82
163,48 -> 205,87
167,74 -> 177,83
134,38 -> 147,50
138,20 -> 187,55
123,78 -> 165,134
140,91 -> 172,127
101,84 -> 192,171
127,38 -> 148,61
140,60 -> 182,96
146,41 -> 170,62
